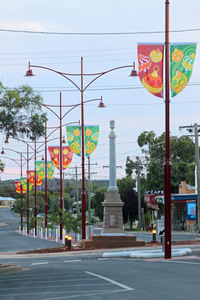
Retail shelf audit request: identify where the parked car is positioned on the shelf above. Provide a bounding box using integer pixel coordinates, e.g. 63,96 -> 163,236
37,213 -> 45,218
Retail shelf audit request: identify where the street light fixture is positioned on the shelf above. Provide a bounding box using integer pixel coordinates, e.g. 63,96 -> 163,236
25,58 -> 137,240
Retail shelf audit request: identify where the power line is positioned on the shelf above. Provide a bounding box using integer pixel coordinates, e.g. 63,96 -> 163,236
0,28 -> 200,35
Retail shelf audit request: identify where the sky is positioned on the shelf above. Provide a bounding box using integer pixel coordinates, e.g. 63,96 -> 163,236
0,0 -> 200,183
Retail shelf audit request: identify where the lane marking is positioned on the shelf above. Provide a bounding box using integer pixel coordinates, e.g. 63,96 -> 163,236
44,289 -> 129,300
85,271 -> 134,291
63,259 -> 82,263
0,289 -> 127,299
31,262 -> 48,265
162,260 -> 200,265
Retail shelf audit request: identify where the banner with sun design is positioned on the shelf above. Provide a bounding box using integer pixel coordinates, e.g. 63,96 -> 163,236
47,161 -> 55,179
26,170 -> 43,187
20,177 -> 33,191
137,44 -> 164,98
35,161 -> 45,180
66,126 -> 81,156
35,161 -> 55,180
66,125 -> 99,157
170,43 -> 197,97
48,146 -> 73,170
15,181 -> 26,194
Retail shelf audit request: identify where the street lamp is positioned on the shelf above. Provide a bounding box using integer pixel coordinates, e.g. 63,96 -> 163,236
25,58 -> 137,239
42,94 -> 102,239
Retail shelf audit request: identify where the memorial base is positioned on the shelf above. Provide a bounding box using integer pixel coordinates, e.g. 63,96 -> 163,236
82,235 -> 145,249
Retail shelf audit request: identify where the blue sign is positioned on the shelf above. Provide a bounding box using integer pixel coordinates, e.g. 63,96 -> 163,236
187,202 -> 196,220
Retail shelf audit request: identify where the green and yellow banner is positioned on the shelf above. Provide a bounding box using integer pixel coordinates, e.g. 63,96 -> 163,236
170,43 -> 197,97
35,160 -> 55,180
20,177 -> 33,191
66,125 -> 99,157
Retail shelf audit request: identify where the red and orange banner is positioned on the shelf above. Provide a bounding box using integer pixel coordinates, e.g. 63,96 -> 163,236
15,181 -> 26,194
137,44 -> 164,98
48,146 -> 73,170
26,170 -> 43,187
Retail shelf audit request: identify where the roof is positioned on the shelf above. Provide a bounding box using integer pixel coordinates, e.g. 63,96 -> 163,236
0,197 -> 16,201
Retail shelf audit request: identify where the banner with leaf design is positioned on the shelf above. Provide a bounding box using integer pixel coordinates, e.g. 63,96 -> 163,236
26,170 -> 43,187
137,44 -> 164,98
48,146 -> 73,170
35,161 -> 55,180
66,126 -> 81,156
20,177 -> 33,191
35,161 -> 45,180
15,181 -> 26,194
66,125 -> 99,157
47,161 -> 55,179
170,43 -> 197,97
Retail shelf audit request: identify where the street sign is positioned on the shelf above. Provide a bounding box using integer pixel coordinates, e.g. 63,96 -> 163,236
157,218 -> 165,236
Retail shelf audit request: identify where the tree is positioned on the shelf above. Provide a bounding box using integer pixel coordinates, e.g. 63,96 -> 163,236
0,82 -> 47,140
126,131 -> 196,193
92,188 -> 105,221
117,176 -> 140,227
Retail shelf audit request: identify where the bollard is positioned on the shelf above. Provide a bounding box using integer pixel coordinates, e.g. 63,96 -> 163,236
49,228 -> 52,238
45,228 -> 47,240
67,236 -> 72,249
152,229 -> 156,242
25,227 -> 27,236
33,227 -> 35,238
62,229 -> 65,244
56,228 -> 58,242
23,227 -> 25,235
19,225 -> 21,233
41,227 -> 43,239
65,235 -> 69,246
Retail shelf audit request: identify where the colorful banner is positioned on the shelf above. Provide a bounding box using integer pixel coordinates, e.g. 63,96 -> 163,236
35,161 -> 55,180
15,181 -> 26,194
170,43 -> 197,97
48,146 -> 73,170
27,170 -> 35,185
35,161 -> 45,180
20,177 -> 33,191
66,125 -> 99,157
26,170 -> 43,187
47,161 -> 55,180
137,44 -> 164,98
66,126 -> 81,156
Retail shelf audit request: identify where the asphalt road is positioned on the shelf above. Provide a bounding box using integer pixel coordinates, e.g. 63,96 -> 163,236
1,207 -> 200,299
1,253 -> 200,300
0,208 -> 59,253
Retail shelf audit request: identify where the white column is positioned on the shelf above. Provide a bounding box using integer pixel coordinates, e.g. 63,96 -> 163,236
108,120 -> 118,191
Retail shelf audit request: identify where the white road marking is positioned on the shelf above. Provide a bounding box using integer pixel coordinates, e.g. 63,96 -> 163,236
85,271 -> 134,291
31,262 -> 48,265
63,259 -> 82,263
163,260 -> 200,265
44,289 -> 129,300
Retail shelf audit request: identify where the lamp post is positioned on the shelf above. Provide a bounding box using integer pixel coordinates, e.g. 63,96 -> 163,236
26,59 -> 137,239
42,94 -> 101,239
164,0 -> 171,259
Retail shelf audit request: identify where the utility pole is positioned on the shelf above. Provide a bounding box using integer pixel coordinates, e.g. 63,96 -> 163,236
136,157 -> 142,231
179,123 -> 200,230
87,156 -> 97,223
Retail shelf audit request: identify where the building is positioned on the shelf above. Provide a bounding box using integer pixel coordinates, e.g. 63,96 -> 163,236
144,181 -> 197,231
0,197 -> 16,207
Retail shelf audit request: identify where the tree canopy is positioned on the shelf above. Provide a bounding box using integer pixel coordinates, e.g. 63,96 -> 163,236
0,82 -> 47,140
126,131 -> 196,193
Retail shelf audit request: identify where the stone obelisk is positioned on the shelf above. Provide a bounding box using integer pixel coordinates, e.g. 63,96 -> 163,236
102,120 -> 124,235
